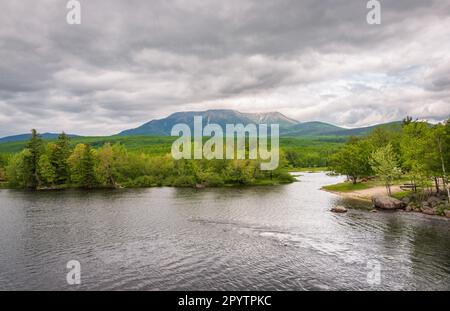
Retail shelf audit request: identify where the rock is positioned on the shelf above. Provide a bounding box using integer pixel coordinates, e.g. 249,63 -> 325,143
371,209 -> 378,213
427,196 -> 441,207
420,201 -> 431,210
195,183 -> 206,189
445,210 -> 450,218
405,204 -> 413,212
372,195 -> 405,210
401,197 -> 411,205
331,206 -> 347,213
422,207 -> 437,215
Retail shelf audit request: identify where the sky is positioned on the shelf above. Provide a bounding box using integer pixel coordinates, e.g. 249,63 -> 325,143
0,0 -> 449,137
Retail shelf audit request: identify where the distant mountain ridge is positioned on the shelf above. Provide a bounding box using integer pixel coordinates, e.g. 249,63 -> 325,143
0,109 -> 404,143
0,133 -> 79,143
118,109 -> 402,137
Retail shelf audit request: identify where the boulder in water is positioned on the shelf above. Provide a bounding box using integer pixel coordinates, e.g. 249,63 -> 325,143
372,195 -> 405,210
331,206 -> 347,213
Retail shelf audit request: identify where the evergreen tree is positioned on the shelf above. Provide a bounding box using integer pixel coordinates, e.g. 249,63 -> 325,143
80,144 -> 97,189
68,144 -> 97,188
51,132 -> 71,185
25,129 -> 43,189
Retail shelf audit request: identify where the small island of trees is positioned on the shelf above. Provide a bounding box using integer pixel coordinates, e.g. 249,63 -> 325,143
1,130 -> 294,190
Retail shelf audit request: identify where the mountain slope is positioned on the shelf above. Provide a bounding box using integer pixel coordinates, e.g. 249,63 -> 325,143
327,121 -> 403,136
118,109 -> 299,136
118,109 -> 404,137
281,121 -> 344,136
0,133 -> 78,143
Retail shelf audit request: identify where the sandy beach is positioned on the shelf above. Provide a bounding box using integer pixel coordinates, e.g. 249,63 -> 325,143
322,185 -> 402,201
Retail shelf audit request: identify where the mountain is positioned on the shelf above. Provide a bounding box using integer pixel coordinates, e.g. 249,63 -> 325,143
118,109 -> 404,137
326,121 -> 403,136
0,110 -> 405,143
281,121 -> 403,137
0,133 -> 78,143
118,109 -> 299,136
281,121 -> 344,136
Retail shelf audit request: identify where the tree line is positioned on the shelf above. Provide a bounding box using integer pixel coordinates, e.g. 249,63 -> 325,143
329,118 -> 450,199
2,130 -> 294,190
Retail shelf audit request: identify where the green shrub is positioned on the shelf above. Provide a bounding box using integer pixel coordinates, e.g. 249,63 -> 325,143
129,175 -> 157,187
172,176 -> 196,187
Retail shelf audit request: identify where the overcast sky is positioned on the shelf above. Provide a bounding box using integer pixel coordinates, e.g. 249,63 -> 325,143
0,0 -> 449,137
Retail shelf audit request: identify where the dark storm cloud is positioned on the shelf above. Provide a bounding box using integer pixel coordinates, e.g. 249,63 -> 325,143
0,0 -> 449,136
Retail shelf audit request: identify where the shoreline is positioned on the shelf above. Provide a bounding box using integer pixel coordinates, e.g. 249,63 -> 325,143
321,185 -> 402,202
321,182 -> 450,219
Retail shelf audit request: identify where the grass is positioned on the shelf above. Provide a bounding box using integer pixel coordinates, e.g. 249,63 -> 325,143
322,182 -> 371,192
323,177 -> 415,194
288,167 -> 328,173
391,190 -> 412,200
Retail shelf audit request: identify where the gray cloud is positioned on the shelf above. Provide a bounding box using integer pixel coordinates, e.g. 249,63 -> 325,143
0,0 -> 449,136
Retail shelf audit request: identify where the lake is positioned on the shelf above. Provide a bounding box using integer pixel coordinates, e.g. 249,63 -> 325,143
0,172 -> 449,290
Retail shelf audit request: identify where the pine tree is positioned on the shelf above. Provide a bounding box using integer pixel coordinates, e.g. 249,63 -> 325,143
25,129 -> 43,189
80,144 -> 97,189
51,132 -> 71,185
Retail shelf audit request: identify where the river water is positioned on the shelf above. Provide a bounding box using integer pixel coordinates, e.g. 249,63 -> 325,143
0,172 -> 448,290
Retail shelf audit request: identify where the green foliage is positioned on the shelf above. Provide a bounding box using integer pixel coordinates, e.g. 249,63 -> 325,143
369,144 -> 401,196
0,135 -> 344,169
37,154 -> 56,186
0,154 -> 8,181
282,137 -> 342,168
399,121 -> 450,199
329,137 -> 373,184
2,130 -> 294,189
172,175 -> 196,187
6,149 -> 33,188
25,129 -> 44,189
68,144 -> 97,188
197,171 -> 225,187
4,118 -> 447,193
95,143 -> 117,187
50,133 -> 71,185
327,118 -> 449,201
391,191 -> 412,200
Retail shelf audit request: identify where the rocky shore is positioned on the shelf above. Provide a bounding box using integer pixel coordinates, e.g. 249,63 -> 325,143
372,193 -> 450,218
324,183 -> 450,218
